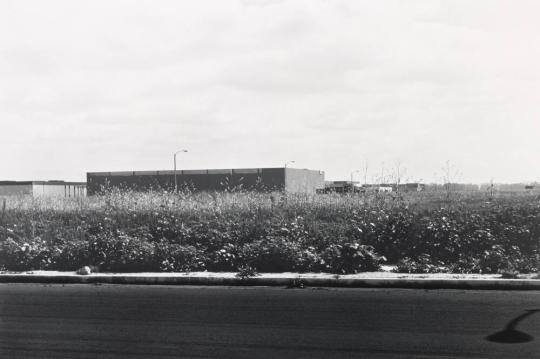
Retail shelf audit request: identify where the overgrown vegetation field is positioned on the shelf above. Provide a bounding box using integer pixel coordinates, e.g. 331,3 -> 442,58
1,190 -> 539,274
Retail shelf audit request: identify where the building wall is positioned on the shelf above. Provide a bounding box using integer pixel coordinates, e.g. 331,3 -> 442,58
284,168 -> 325,194
0,183 -> 86,197
0,184 -> 32,196
87,168 -> 324,195
33,184 -> 64,197
32,183 -> 86,197
260,168 -> 286,191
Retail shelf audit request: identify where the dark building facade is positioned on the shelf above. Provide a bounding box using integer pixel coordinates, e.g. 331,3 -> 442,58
87,168 -> 324,195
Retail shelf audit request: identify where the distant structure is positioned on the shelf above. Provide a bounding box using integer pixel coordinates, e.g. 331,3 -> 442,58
395,183 -> 425,192
322,181 -> 362,193
0,181 -> 86,197
377,185 -> 393,193
323,181 -> 425,194
86,167 -> 325,195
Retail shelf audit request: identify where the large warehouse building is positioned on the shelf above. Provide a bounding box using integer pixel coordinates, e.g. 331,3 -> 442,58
87,167 -> 325,195
0,181 -> 87,197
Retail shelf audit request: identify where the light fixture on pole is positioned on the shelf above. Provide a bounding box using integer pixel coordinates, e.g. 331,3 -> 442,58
284,160 -> 295,168
174,149 -> 188,192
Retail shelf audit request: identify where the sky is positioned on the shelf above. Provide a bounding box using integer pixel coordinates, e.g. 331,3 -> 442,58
1,0 -> 539,183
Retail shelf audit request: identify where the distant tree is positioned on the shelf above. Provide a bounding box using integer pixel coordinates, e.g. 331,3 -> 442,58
441,160 -> 461,199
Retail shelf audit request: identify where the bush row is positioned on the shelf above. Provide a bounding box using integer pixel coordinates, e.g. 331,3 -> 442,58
0,193 -> 539,274
0,229 -> 383,274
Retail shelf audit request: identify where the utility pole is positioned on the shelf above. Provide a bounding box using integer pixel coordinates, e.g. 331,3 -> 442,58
174,149 -> 188,192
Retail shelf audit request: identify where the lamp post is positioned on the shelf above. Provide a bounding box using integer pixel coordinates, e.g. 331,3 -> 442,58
350,170 -> 361,183
350,170 -> 361,193
174,149 -> 188,192
283,161 -> 295,193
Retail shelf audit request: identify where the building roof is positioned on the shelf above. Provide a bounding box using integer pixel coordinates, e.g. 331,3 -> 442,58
0,180 -> 86,186
87,167 -> 324,176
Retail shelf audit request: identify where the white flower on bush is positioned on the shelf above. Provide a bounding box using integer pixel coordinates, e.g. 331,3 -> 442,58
21,243 -> 30,252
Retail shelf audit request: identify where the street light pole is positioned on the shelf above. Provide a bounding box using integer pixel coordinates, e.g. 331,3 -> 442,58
174,149 -> 188,192
350,170 -> 360,182
283,161 -> 295,193
350,170 -> 360,193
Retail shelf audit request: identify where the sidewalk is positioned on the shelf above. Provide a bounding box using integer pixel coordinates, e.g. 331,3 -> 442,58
1,269 -> 539,290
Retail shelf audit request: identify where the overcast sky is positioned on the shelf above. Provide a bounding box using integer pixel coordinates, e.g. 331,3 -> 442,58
1,0 -> 539,183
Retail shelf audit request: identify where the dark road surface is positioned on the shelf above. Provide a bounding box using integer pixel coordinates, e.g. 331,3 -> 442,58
1,284 -> 539,358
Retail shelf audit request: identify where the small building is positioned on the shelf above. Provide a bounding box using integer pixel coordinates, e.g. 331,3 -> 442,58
323,182 -> 406,194
396,183 -> 425,192
87,167 -> 325,195
0,181 -> 87,197
323,181 -> 363,193
360,184 -> 393,193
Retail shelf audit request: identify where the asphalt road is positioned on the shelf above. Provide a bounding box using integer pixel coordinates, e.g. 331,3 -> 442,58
0,284 -> 539,358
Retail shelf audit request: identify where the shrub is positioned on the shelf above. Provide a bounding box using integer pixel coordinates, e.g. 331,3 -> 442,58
0,236 -> 59,271
394,255 -> 448,274
242,236 -> 303,272
54,240 -> 89,271
207,243 -> 242,271
155,242 -> 207,272
87,231 -> 157,272
320,242 -> 385,274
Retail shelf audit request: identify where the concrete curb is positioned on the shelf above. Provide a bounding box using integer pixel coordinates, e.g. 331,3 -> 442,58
1,273 -> 540,290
